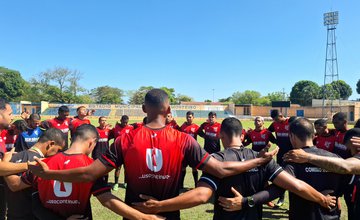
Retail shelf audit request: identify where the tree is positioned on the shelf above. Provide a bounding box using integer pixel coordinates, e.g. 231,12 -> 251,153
357,79 -> 360,95
218,97 -> 232,103
204,99 -> 212,103
0,67 -> 28,101
176,94 -> 193,104
231,90 -> 261,105
290,80 -> 320,106
92,86 -> 124,104
330,80 -> 352,100
128,86 -> 154,104
160,87 -> 176,104
319,84 -> 340,100
266,92 -> 286,102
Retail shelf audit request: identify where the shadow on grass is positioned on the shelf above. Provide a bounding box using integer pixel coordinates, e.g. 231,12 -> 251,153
262,206 -> 289,220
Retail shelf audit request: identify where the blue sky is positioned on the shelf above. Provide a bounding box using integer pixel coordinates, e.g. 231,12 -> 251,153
1,0 -> 359,102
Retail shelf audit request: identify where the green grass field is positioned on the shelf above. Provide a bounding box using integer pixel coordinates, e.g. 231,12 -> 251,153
73,117 -> 349,219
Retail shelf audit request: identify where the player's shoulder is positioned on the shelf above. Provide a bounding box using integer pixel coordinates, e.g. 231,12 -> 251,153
306,146 -> 340,158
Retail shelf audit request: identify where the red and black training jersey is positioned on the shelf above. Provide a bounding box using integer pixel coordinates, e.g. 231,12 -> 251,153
112,124 -> 134,139
1,129 -> 18,152
198,122 -> 221,154
69,118 -> 91,136
351,154 -> 360,219
313,129 -> 336,152
333,129 -> 351,158
268,119 -> 291,165
22,153 -> 110,219
243,129 -> 277,152
99,126 -> 210,220
180,122 -> 200,140
92,127 -> 113,160
166,120 -> 180,130
47,117 -> 70,147
0,130 -> 5,157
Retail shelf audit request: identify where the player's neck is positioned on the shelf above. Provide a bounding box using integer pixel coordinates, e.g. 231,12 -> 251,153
66,142 -> 86,154
297,140 -> 314,148
29,144 -> 45,157
145,116 -> 166,129
254,127 -> 263,131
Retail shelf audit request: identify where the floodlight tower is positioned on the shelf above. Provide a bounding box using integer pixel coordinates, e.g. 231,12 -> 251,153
322,11 -> 340,117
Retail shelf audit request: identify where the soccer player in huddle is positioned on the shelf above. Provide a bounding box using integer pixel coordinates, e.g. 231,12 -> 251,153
284,128 -> 360,220
42,105 -> 71,148
30,88 -> 279,220
243,116 -> 277,152
313,118 -> 336,152
15,113 -> 43,152
4,128 -> 65,220
179,111 -> 200,188
198,111 -> 222,154
332,112 -> 351,159
132,117 -> 336,220
166,113 -> 180,130
111,115 -> 134,191
69,106 -> 91,137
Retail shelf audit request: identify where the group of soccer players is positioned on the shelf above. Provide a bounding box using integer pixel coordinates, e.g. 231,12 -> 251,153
0,89 -> 360,220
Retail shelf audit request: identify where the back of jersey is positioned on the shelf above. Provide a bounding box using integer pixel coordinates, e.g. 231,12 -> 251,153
37,153 -> 94,218
286,147 -> 350,220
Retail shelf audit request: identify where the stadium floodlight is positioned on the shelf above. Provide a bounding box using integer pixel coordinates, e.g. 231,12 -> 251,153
324,11 -> 339,26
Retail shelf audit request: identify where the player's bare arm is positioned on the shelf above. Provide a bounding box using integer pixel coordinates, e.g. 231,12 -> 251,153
202,147 -> 278,178
4,174 -> 30,192
29,158 -> 112,182
96,192 -> 164,220
285,150 -> 360,175
218,171 -> 336,211
132,182 -> 213,214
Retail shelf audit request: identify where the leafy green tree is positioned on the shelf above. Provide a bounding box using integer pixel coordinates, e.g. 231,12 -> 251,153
231,90 -> 261,105
266,92 -> 285,102
160,87 -> 176,104
290,80 -> 320,106
319,84 -> 340,100
330,80 -> 352,100
128,86 -> 154,104
218,97 -> 232,103
176,94 -> 193,103
204,99 -> 212,103
0,67 -> 28,101
92,86 -> 124,104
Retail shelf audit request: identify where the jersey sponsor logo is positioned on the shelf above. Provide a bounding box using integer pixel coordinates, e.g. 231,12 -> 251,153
246,167 -> 259,172
253,141 -> 266,146
34,129 -> 39,135
53,181 -> 73,197
25,137 -> 40,143
205,132 -> 217,137
98,138 -> 108,142
277,132 -> 289,137
324,141 -> 331,149
139,174 -> 170,180
146,148 -> 163,172
261,134 -> 266,139
304,167 -> 328,173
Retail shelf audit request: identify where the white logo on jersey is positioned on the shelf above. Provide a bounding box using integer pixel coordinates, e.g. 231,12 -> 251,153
53,181 -> 72,197
64,160 -> 71,165
151,133 -> 157,138
191,128 -> 195,132
146,148 -> 163,172
261,134 -> 266,139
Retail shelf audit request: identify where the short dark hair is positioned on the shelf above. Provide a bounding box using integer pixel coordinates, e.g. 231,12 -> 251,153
289,118 -> 314,142
144,89 -> 169,108
98,116 -> 106,122
270,109 -> 280,119
208,111 -> 217,117
314,118 -> 328,127
0,99 -> 9,111
344,128 -> 360,146
38,128 -> 65,147
354,119 -> 360,129
288,116 -> 299,124
186,111 -> 194,116
58,105 -> 69,114
29,113 -> 41,121
12,120 -> 29,132
72,124 -> 99,142
121,115 -> 129,121
221,117 -> 243,138
333,112 -> 347,121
